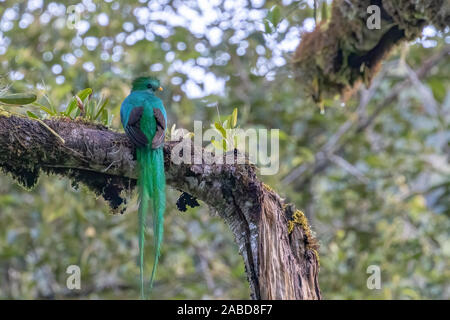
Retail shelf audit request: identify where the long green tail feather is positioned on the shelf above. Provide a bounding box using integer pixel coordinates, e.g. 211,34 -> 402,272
137,146 -> 166,299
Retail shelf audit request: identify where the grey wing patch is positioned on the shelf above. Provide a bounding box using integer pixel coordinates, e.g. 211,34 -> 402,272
152,108 -> 166,149
125,106 -> 148,148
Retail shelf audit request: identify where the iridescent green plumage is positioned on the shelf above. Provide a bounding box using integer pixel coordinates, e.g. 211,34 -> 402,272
120,76 -> 167,298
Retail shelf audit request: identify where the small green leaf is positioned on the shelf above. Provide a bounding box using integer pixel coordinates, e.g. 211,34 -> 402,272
84,100 -> 91,119
101,109 -> 109,125
42,94 -> 57,114
77,88 -> 93,101
64,98 -> 77,117
223,119 -> 231,130
40,105 -> 55,115
271,5 -> 281,27
0,93 -> 37,105
31,102 -> 55,116
94,98 -> 109,120
231,108 -> 238,127
65,88 -> 92,117
264,19 -> 273,34
214,121 -> 227,139
26,110 -> 40,119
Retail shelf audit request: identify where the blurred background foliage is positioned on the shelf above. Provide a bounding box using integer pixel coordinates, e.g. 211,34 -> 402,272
0,0 -> 449,299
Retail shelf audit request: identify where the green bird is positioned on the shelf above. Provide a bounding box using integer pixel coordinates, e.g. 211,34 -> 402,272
120,76 -> 167,298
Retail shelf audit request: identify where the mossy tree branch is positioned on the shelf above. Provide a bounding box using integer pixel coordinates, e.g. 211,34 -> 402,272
0,114 -> 321,300
293,0 -> 449,101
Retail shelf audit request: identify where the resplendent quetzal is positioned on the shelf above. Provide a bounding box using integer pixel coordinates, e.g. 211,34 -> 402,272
120,76 -> 167,298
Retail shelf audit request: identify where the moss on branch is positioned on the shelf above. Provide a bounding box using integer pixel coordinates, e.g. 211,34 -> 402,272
293,0 -> 449,101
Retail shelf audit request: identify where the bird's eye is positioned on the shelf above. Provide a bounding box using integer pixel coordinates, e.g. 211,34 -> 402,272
147,84 -> 153,89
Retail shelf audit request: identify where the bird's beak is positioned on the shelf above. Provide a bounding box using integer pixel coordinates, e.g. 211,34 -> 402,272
158,87 -> 163,92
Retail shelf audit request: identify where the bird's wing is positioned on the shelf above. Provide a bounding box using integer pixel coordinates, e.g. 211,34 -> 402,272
152,108 -> 166,149
125,106 -> 149,148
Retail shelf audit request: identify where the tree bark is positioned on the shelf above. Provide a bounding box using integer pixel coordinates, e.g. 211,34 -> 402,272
0,114 -> 321,300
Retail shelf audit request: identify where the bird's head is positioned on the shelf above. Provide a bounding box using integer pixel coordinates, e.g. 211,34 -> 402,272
131,76 -> 163,93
